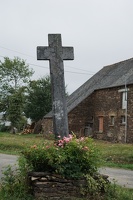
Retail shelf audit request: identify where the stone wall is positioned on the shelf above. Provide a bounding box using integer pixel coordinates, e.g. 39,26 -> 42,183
93,85 -> 133,142
28,172 -> 108,200
42,118 -> 53,136
68,93 -> 94,137
42,85 -> 133,142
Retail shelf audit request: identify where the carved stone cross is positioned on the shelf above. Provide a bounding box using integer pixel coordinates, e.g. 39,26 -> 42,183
37,34 -> 74,139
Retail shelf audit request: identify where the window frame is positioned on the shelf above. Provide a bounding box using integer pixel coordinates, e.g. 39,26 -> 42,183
98,116 -> 103,133
110,116 -> 115,126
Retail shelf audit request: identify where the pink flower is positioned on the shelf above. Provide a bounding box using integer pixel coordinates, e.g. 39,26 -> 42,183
68,134 -> 73,139
58,143 -> 63,147
63,137 -> 70,143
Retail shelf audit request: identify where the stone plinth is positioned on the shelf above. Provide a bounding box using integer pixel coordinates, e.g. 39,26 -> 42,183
28,172 -> 109,200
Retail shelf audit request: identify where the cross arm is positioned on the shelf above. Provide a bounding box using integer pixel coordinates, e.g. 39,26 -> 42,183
37,46 -> 51,60
62,47 -> 74,60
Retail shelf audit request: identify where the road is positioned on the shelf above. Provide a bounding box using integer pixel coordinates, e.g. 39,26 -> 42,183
99,167 -> 133,188
0,153 -> 18,179
0,154 -> 133,188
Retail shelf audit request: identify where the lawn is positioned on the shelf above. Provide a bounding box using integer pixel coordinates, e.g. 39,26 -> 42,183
95,140 -> 133,170
0,132 -> 133,170
0,132 -> 44,155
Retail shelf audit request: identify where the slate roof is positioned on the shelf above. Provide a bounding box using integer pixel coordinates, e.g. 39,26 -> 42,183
44,57 -> 133,118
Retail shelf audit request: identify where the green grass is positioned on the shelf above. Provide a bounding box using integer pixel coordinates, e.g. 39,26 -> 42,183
0,132 -> 133,170
95,140 -> 133,170
106,185 -> 133,200
0,132 -> 44,155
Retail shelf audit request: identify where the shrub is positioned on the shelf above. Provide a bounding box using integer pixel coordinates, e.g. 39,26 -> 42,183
22,135 -> 100,179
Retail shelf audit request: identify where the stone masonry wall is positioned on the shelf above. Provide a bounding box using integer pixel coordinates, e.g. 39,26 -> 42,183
42,85 -> 133,142
68,85 -> 133,142
28,172 -> 108,200
93,85 -> 133,142
68,93 -> 95,137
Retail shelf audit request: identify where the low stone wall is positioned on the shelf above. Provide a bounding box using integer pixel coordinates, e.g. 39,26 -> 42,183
28,172 -> 109,200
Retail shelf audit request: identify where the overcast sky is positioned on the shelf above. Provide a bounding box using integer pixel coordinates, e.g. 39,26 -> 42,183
1,0 -> 133,94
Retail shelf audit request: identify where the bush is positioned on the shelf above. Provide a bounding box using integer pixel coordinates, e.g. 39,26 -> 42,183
22,135 -> 100,179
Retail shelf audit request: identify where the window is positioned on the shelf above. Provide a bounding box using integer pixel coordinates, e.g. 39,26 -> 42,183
121,115 -> 126,124
118,88 -> 129,109
122,92 -> 127,109
110,116 -> 115,125
99,116 -> 103,132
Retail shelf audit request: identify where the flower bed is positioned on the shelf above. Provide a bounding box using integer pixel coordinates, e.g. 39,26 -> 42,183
22,135 -> 110,199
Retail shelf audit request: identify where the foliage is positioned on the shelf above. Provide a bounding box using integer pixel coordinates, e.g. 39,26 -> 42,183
24,75 -> 69,122
24,76 -> 52,122
0,57 -> 34,130
0,157 -> 34,200
22,135 -> 114,198
0,57 -> 34,91
22,135 -> 100,179
7,88 -> 27,129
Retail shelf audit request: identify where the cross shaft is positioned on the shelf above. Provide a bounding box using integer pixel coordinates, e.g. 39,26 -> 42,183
37,34 -> 74,139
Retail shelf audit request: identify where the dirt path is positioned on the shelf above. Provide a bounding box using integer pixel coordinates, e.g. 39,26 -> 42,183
0,154 -> 133,188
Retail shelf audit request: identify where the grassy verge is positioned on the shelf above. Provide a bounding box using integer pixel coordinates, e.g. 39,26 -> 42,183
109,186 -> 133,200
95,140 -> 133,170
0,132 -> 43,155
0,132 -> 133,170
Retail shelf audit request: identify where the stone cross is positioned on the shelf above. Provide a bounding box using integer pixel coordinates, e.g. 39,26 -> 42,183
37,34 -> 74,139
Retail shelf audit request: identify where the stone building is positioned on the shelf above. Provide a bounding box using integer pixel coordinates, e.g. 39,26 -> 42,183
42,58 -> 133,143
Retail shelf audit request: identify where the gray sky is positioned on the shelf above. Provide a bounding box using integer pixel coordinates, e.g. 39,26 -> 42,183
1,0 -> 133,94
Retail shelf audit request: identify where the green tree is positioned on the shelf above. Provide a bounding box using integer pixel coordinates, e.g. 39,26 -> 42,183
0,57 -> 33,91
0,57 -> 34,130
24,76 -> 52,122
7,88 -> 26,130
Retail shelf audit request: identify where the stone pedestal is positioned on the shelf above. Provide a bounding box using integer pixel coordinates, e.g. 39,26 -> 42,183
28,172 -> 109,200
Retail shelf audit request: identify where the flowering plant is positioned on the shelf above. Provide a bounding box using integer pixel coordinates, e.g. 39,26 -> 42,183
22,135 -> 100,179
